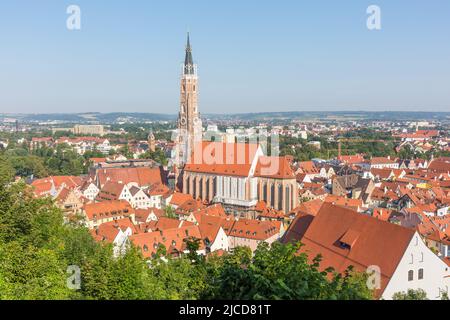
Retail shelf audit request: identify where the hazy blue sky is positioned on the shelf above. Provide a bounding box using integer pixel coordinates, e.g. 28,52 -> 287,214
0,1 -> 449,114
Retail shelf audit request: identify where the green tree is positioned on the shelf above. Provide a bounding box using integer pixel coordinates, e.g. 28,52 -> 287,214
164,205 -> 177,219
392,289 -> 428,300
207,242 -> 374,300
139,148 -> 168,166
0,156 -> 14,184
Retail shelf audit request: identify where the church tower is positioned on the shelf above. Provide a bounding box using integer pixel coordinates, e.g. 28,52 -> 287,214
148,129 -> 156,153
175,33 -> 202,168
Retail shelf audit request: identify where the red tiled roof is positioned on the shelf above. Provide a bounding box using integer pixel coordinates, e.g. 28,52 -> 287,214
299,203 -> 416,298
223,219 -> 281,241
55,187 -> 72,203
298,161 -> 319,174
31,176 -> 83,196
96,181 -> 126,201
83,200 -> 134,221
96,167 -> 163,187
254,156 -> 295,179
169,192 -> 194,207
147,183 -> 170,197
372,208 -> 393,221
134,207 -> 164,223
184,141 -> 259,177
370,157 -> 397,165
338,154 -> 365,164
428,157 -> 450,173
130,225 -> 204,258
91,217 -> 138,243
324,195 -> 363,211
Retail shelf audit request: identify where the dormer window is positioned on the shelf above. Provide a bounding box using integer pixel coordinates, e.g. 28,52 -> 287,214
339,229 -> 360,250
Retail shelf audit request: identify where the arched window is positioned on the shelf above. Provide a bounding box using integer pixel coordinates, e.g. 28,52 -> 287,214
199,177 -> 203,200
257,182 -> 261,200
285,185 -> 291,212
193,177 -> 197,199
278,184 -> 283,210
408,270 -> 414,281
185,176 -> 190,195
263,184 -> 267,202
270,184 -> 275,207
206,179 -> 210,201
418,268 -> 424,280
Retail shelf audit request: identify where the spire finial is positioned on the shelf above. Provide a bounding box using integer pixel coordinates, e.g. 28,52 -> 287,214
184,32 -> 194,74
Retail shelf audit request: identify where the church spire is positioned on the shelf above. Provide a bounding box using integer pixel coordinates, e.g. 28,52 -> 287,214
184,32 -> 195,75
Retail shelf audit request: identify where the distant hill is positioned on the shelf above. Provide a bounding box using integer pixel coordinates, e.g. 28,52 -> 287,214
1,113 -> 176,123
204,111 -> 450,121
2,111 -> 449,123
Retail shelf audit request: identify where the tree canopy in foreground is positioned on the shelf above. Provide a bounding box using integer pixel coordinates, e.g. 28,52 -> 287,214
0,173 -> 374,300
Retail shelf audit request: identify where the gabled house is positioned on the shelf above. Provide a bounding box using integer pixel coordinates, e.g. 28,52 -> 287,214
286,203 -> 450,300
129,185 -> 152,209
222,218 -> 283,252
82,200 -> 135,229
95,181 -> 133,204
134,207 -> 164,224
91,218 -> 137,257
80,180 -> 100,201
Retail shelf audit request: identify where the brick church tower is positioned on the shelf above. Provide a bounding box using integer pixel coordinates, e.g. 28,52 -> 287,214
148,129 -> 156,153
175,33 -> 203,169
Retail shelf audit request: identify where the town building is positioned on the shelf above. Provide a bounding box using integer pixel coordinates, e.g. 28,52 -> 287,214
182,142 -> 298,214
284,203 -> 450,299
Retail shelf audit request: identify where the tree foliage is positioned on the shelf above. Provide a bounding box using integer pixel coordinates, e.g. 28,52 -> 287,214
0,179 -> 374,300
392,289 -> 428,300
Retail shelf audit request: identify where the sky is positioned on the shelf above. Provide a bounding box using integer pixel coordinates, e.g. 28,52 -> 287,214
0,0 -> 449,114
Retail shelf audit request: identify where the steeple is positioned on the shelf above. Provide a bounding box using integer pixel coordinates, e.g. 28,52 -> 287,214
176,32 -> 202,170
184,32 -> 195,75
148,129 -> 156,153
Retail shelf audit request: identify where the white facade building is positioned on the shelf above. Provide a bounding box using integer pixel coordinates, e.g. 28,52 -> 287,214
382,232 -> 450,300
